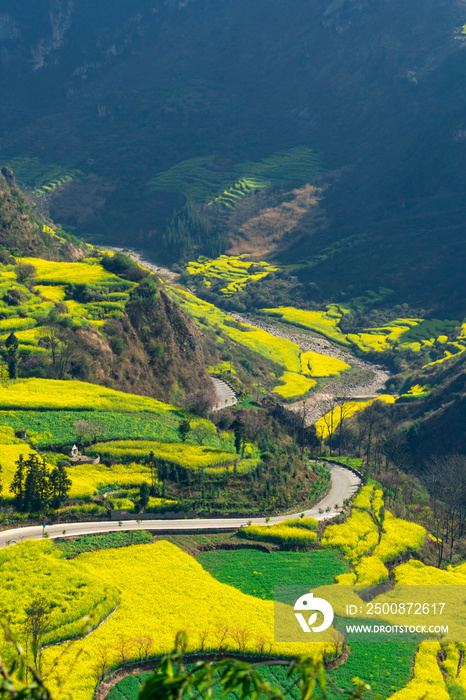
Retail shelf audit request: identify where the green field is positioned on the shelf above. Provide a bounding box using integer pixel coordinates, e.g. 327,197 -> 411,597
0,409 -> 181,447
55,531 -> 153,556
195,548 -> 348,599
5,155 -> 85,195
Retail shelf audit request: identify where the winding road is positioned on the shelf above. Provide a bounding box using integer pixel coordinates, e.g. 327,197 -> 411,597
0,463 -> 359,548
211,376 -> 237,410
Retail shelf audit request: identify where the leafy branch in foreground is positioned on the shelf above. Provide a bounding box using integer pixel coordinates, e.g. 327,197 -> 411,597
0,617 -> 90,700
139,631 -> 370,700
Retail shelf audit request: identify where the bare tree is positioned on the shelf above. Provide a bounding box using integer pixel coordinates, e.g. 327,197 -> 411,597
141,635 -> 154,661
296,399 -> 314,458
93,644 -> 112,683
115,635 -> 134,666
23,596 -> 51,672
214,625 -> 230,652
255,636 -> 267,654
133,635 -> 154,662
334,398 -> 355,457
356,400 -> 390,469
197,628 -> 210,652
231,628 -> 251,653
424,454 -> 466,566
74,419 -> 107,446
315,395 -> 339,456
15,263 -> 36,285
40,326 -> 82,379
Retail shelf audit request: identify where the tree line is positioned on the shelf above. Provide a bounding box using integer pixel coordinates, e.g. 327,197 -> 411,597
9,453 -> 71,511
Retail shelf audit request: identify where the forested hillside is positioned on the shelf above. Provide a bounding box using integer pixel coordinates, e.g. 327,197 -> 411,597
1,0 -> 466,312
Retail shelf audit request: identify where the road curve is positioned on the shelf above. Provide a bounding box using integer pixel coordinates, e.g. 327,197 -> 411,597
0,465 -> 359,548
211,376 -> 237,411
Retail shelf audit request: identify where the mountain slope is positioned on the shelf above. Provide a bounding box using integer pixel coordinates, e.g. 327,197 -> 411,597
0,167 -> 83,261
0,1 -> 466,311
0,171 -> 212,402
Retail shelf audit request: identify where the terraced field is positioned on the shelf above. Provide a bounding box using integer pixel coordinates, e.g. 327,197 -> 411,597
87,438 -> 259,473
0,256 -> 133,353
5,155 -> 85,195
0,379 -> 241,501
186,255 -> 278,296
262,305 -> 466,362
147,147 -> 322,205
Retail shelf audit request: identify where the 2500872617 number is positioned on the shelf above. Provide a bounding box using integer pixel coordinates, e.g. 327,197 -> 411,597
363,602 -> 446,615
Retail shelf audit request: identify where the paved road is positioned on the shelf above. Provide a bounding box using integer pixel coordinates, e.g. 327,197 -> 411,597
211,376 -> 237,411
0,464 -> 359,548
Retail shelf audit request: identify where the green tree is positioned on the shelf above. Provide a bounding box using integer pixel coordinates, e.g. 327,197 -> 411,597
23,454 -> 49,512
232,417 -> 246,456
48,464 -> 72,508
101,252 -> 149,282
139,482 -> 150,510
178,419 -> 191,443
192,424 -> 212,446
10,454 -> 26,508
5,332 -> 19,379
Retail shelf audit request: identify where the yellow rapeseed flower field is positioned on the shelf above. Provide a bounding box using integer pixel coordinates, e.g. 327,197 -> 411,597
34,284 -> 67,302
225,325 -> 302,372
16,257 -> 122,285
89,439 -> 240,470
241,521 -> 318,545
272,371 -> 316,398
262,306 -> 350,346
300,350 -> 350,377
0,541 -> 118,652
0,378 -> 177,413
42,541 -> 327,700
67,462 -> 154,498
386,640 -> 450,700
323,485 -> 426,587
186,255 -> 278,296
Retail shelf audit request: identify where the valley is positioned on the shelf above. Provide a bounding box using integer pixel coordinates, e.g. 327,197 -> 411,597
0,229 -> 465,700
1,2 -> 466,698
